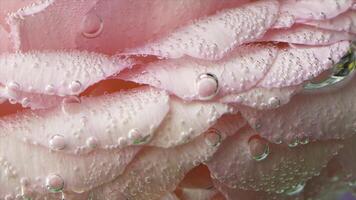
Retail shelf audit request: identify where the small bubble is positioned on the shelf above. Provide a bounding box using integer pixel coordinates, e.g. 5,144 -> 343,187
268,97 -> 280,108
196,73 -> 219,100
285,182 -> 305,196
46,174 -> 64,193
304,44 -> 355,91
86,137 -> 98,149
45,84 -> 56,94
299,137 -> 309,145
81,13 -> 104,38
49,135 -> 66,151
248,135 -> 270,161
6,82 -> 20,91
204,128 -> 222,147
288,138 -> 299,148
69,81 -> 82,94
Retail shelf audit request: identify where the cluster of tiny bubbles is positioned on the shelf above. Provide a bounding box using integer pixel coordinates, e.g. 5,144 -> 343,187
284,182 -> 306,196
288,137 -> 309,148
61,96 -> 81,115
81,12 -> 104,38
196,73 -> 219,100
248,135 -> 270,161
204,128 -> 222,147
304,41 -> 356,91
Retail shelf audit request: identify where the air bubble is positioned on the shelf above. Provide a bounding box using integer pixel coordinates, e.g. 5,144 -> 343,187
81,13 -> 104,38
86,137 -> 98,149
285,182 -> 305,196
196,73 -> 219,100
46,174 -> 64,193
304,43 -> 355,91
204,128 -> 222,147
49,135 -> 66,151
248,135 -> 270,161
69,81 -> 82,94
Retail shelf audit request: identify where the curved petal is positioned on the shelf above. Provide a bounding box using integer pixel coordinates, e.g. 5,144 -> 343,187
280,0 -> 353,23
118,44 -> 278,100
220,86 -> 302,110
258,41 -> 350,88
239,76 -> 356,144
148,97 -> 231,148
92,114 -> 245,200
124,0 -> 279,60
213,179 -> 297,200
0,135 -> 140,197
0,87 -> 170,155
76,0 -> 252,54
0,85 -> 65,109
0,25 -> 13,53
260,25 -> 354,45
206,127 -> 342,194
304,10 -> 356,34
5,0 -> 252,53
179,188 -> 219,200
0,51 -> 133,96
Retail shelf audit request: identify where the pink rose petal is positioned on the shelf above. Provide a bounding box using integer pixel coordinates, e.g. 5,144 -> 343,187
280,0 -> 353,22
92,114 -> 245,200
239,77 -> 356,144
0,85 -> 64,109
220,86 -> 302,110
148,97 -> 231,148
1,87 -> 169,155
213,179 -> 296,200
206,127 -> 343,194
304,10 -> 356,34
76,0 -> 252,54
258,41 -> 350,88
0,135 -> 140,196
0,51 -> 133,96
118,44 -> 278,100
260,25 -> 354,45
124,0 -> 279,60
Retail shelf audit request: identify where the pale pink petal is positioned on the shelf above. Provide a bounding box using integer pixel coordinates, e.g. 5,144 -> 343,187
124,0 -> 279,60
304,11 -> 356,34
206,127 -> 342,194
220,86 -> 302,110
260,25 -> 354,45
0,85 -> 64,109
213,179 -> 297,200
239,77 -> 356,144
148,97 -> 231,148
258,41 -> 350,88
160,193 -> 180,200
1,87 -> 169,155
280,0 -> 353,22
0,25 -> 13,53
92,114 -> 244,200
118,44 -> 278,100
5,0 -> 252,53
0,135 -> 140,197
179,188 -> 219,200
302,158 -> 354,200
0,0 -> 38,26
0,51 -> 133,96
76,0 -> 252,54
